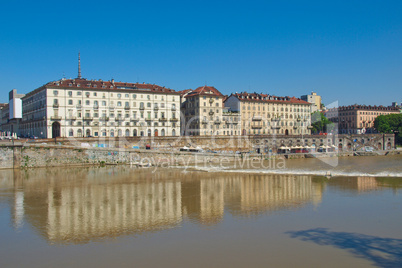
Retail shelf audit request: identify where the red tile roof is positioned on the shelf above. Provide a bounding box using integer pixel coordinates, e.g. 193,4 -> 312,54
230,92 -> 311,105
177,89 -> 193,96
327,104 -> 399,112
44,78 -> 180,94
185,86 -> 224,98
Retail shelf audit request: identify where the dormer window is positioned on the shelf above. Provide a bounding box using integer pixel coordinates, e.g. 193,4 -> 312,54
68,83 -> 72,87
93,84 -> 97,88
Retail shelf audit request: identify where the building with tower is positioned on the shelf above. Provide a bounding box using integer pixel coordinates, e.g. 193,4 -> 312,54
18,54 -> 181,138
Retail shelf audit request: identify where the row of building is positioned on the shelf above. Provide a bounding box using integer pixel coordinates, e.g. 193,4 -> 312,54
0,76 -> 317,138
0,64 -> 399,138
326,104 -> 400,134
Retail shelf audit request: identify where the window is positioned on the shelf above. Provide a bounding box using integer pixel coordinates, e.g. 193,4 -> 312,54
77,91 -> 82,96
133,94 -> 137,99
147,102 -> 151,107
117,93 -> 121,98
53,90 -> 58,95
68,91 -> 72,96
85,100 -> 90,105
68,99 -> 73,105
93,92 -> 97,96
117,101 -> 122,106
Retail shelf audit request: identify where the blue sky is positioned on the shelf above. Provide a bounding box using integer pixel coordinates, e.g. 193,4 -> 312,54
0,0 -> 401,106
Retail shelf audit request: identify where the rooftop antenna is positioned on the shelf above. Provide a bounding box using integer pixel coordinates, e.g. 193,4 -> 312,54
78,52 -> 82,79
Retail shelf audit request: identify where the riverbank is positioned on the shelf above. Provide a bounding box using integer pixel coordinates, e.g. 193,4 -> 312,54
0,142 -> 400,170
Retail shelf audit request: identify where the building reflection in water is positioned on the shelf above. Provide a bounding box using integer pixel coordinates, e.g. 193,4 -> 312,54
325,176 -> 380,193
2,167 -> 328,244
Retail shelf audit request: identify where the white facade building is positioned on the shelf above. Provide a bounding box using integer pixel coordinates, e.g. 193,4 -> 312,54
20,78 -> 181,138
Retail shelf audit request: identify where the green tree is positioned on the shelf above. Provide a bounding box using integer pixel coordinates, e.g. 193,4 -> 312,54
374,114 -> 402,145
311,111 -> 335,134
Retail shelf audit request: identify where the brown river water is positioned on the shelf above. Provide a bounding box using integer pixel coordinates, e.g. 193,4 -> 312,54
0,155 -> 401,267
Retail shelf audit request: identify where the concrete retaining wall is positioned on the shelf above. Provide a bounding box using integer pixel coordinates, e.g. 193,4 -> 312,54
0,133 -> 397,170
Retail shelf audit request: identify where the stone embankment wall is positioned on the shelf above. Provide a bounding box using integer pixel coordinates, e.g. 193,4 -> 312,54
0,133 -> 397,169
0,144 -> 244,169
23,133 -> 395,152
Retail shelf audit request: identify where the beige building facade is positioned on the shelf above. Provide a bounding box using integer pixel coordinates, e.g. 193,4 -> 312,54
301,92 -> 322,112
181,86 -> 241,136
326,105 -> 400,134
224,92 -> 312,135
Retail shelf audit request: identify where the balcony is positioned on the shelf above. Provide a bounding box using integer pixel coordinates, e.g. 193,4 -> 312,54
83,116 -> 93,121
93,105 -> 99,110
170,118 -> 179,122
76,104 -> 82,109
154,106 -> 159,111
159,117 -> 167,122
252,116 -> 262,121
214,120 -> 221,124
271,126 -> 280,129
271,117 -> 280,121
307,126 -> 314,129
50,116 -> 62,120
53,104 -> 59,108
145,118 -> 153,121
252,126 -> 262,129
139,106 -> 145,110
115,117 -> 124,121
201,120 -> 208,124
100,116 -> 109,121
109,106 -> 115,110
171,107 -> 176,111
209,111 -> 214,115
130,118 -> 139,122
67,116 -> 76,120
124,106 -> 130,110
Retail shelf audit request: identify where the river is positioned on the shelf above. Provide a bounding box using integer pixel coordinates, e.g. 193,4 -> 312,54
0,155 -> 401,267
